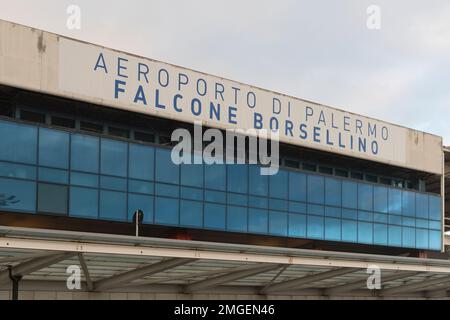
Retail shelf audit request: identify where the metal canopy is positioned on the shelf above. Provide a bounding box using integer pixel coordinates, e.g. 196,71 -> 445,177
0,226 -> 450,299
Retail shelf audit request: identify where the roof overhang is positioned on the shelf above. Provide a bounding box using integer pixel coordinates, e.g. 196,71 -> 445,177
1,226 -> 450,299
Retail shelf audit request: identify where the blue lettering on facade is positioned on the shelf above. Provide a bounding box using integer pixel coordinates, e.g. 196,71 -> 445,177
178,73 -> 189,91
270,117 -> 279,132
133,85 -> 147,105
254,112 -> 263,129
210,102 -> 220,121
114,79 -> 126,99
285,120 -> 293,137
191,98 -> 202,116
215,83 -> 225,101
158,69 -> 169,87
155,89 -> 166,109
197,78 -> 207,96
326,129 -> 334,146
313,126 -> 321,143
228,107 -> 237,124
102,52 -> 393,158
94,53 -> 108,73
173,94 -> 183,112
299,124 -> 307,139
247,92 -> 256,108
117,57 -> 128,78
137,63 -> 149,83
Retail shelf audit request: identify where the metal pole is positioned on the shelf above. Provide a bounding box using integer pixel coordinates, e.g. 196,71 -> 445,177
135,210 -> 139,237
442,149 -> 446,253
8,266 -> 21,301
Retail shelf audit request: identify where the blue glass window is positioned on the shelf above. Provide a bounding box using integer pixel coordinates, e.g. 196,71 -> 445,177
155,197 -> 179,225
39,128 -> 69,169
227,165 -> 248,194
373,186 -> 388,213
269,211 -> 287,236
415,193 -> 428,219
402,217 -> 415,227
250,196 -> 269,209
129,144 -> 154,181
358,184 -> 373,211
342,208 -> 357,220
269,171 -> 288,199
289,201 -> 306,214
0,120 -> 37,164
128,193 -> 153,224
128,180 -> 153,195
374,213 -> 388,224
100,176 -> 127,191
429,220 -> 441,230
155,183 -> 179,198
99,190 -> 126,221
388,214 -> 402,225
228,193 -> 248,206
402,191 -> 415,217
248,208 -> 268,234
416,218 -> 428,229
205,190 -> 226,204
38,168 -> 68,184
204,203 -> 226,230
342,181 -> 357,209
180,200 -> 203,228
227,205 -> 247,232
0,178 -> 36,212
269,198 -> 287,211
358,211 -> 372,222
307,175 -> 324,204
155,148 -> 180,186
288,172 -> 307,202
181,164 -> 203,188
308,204 -> 324,216
1,118 -> 444,251
0,162 -> 36,180
205,164 -> 226,191
402,227 -> 415,248
37,183 -> 68,215
288,214 -> 306,238
71,134 -> 99,173
325,218 -> 341,241
325,206 -> 341,218
181,187 -> 203,201
388,188 -> 402,214
307,215 -> 324,239
101,139 -> 127,177
181,163 -> 203,188
388,225 -> 402,247
429,195 -> 441,221
69,187 -> 98,219
342,220 -> 357,242
415,229 -> 428,249
373,224 -> 387,246
429,230 -> 441,250
325,178 -> 341,206
249,165 -> 268,196
358,222 -> 373,244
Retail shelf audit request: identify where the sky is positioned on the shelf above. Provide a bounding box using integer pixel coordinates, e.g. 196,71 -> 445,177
1,0 -> 449,144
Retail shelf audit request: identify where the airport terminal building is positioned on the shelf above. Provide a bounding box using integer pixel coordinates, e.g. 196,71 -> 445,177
0,19 -> 449,300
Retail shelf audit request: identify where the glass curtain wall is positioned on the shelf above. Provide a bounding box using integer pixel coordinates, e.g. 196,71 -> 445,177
0,119 -> 442,250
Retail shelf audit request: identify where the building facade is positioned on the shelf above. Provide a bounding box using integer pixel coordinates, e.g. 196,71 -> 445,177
0,19 -> 448,300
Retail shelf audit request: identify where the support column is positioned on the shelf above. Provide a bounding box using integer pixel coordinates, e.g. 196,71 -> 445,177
8,266 -> 22,301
